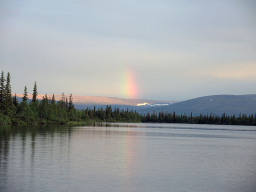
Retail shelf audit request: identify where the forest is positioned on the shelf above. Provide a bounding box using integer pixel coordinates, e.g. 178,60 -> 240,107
141,111 -> 256,126
0,71 -> 256,126
0,71 -> 141,125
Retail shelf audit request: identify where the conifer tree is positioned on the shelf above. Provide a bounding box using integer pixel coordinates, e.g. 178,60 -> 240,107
0,71 -> 5,112
22,86 -> 28,103
30,82 -> 39,120
65,97 -> 68,109
13,93 -> 18,107
32,82 -> 38,103
49,94 -> 57,121
39,94 -> 50,122
51,94 -> 55,105
68,94 -> 74,111
5,72 -> 13,112
61,93 -> 65,101
59,92 -> 66,108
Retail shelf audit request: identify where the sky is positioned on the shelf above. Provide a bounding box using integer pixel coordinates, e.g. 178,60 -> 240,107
0,0 -> 256,101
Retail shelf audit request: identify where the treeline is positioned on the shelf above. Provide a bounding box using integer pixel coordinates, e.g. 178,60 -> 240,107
1,71 -> 256,126
141,112 -> 256,126
0,71 -> 141,125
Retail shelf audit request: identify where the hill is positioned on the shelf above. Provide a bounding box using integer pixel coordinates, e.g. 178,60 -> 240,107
137,94 -> 256,117
14,94 -> 173,108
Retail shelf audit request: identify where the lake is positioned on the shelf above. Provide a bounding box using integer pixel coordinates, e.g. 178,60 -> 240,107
0,123 -> 256,192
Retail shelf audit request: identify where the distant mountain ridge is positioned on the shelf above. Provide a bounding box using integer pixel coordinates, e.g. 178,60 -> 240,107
14,94 -> 256,116
14,94 -> 173,107
137,94 -> 256,117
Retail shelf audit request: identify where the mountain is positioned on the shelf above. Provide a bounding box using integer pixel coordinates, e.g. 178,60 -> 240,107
137,94 -> 256,117
14,93 -> 255,116
14,94 -> 173,109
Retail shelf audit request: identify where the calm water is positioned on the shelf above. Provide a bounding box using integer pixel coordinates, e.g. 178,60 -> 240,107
0,123 -> 256,192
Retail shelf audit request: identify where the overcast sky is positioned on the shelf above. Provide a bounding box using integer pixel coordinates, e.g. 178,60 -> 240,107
0,0 -> 256,101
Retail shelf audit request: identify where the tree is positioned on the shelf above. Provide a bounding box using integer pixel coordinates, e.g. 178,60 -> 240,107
32,82 -> 38,103
59,92 -> 66,108
51,94 -> 56,105
68,94 -> 74,111
17,86 -> 35,124
13,93 -> 18,107
49,94 -> 57,122
65,97 -> 68,109
0,71 -> 5,112
5,72 -> 12,110
22,86 -> 28,103
17,101 -> 35,124
30,82 -> 39,121
39,94 -> 49,122
106,105 -> 112,121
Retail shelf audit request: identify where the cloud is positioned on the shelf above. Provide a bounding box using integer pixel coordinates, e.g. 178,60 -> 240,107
194,62 -> 256,81
1,0 -> 256,100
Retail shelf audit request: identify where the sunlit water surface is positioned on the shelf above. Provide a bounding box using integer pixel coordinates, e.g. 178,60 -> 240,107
0,123 -> 256,192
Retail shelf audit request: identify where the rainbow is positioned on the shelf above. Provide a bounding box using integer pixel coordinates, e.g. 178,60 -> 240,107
119,128 -> 146,191
122,69 -> 138,99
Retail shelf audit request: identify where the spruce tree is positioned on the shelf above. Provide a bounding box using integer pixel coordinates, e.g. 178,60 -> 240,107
60,92 -> 65,108
68,94 -> 74,111
0,71 -> 5,112
39,94 -> 49,121
32,82 -> 38,103
5,72 -> 13,112
30,82 -> 39,121
51,94 -> 55,105
22,86 -> 28,103
65,97 -> 68,109
13,93 -> 18,107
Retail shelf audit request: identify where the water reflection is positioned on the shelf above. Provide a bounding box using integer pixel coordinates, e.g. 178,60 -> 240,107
0,125 -> 73,192
0,123 -> 256,192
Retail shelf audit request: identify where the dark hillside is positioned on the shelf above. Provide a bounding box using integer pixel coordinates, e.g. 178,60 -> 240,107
138,95 -> 256,117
